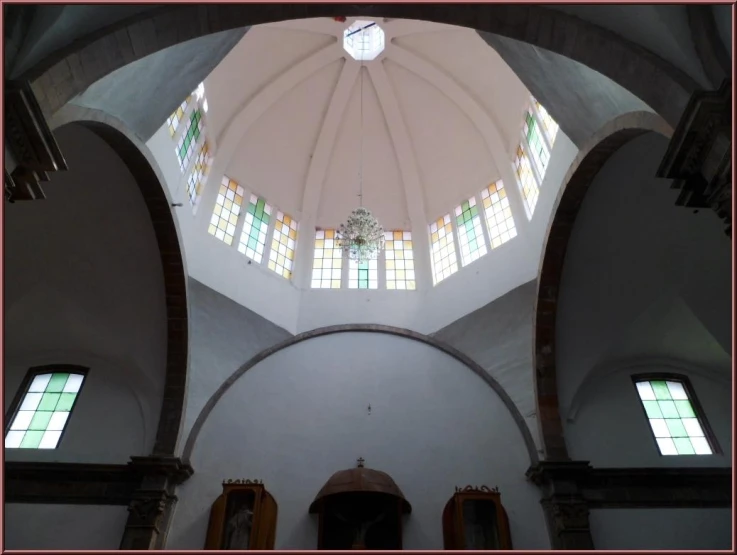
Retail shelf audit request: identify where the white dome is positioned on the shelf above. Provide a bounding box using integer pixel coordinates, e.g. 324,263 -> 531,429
148,17 -> 577,334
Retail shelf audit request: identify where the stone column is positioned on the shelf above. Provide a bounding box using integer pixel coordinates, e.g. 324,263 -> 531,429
119,456 -> 193,550
657,79 -> 732,236
526,461 -> 595,550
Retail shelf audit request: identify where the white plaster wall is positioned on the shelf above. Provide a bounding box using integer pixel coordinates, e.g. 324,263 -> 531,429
589,508 -> 732,550
4,123 -> 167,461
4,504 -> 129,549
556,132 -> 732,466
168,332 -> 549,550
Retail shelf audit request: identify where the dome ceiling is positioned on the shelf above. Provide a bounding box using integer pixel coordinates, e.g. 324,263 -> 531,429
204,17 -> 530,230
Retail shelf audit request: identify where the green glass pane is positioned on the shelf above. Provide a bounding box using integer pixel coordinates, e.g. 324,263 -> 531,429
29,411 -> 53,431
469,239 -> 477,251
673,437 -> 695,455
666,419 -> 688,437
358,280 -> 367,289
46,373 -> 69,393
256,207 -> 263,220
20,430 -> 43,448
651,381 -> 672,400
642,400 -> 663,418
193,127 -> 201,140
256,198 -> 265,211
38,393 -> 60,411
261,212 -> 270,224
470,205 -> 478,218
456,215 -> 464,226
247,203 -> 256,215
462,201 -> 469,211
190,110 -> 197,122
56,393 -> 77,412
247,237 -> 258,250
359,261 -> 368,270
675,400 -> 695,418
658,400 -> 679,419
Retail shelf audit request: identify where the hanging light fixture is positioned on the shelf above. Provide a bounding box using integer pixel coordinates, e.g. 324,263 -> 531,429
337,39 -> 385,263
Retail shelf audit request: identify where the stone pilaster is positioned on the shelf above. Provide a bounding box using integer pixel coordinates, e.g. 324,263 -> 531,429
527,461 -> 595,550
657,79 -> 732,236
119,456 -> 193,550
4,80 -> 68,202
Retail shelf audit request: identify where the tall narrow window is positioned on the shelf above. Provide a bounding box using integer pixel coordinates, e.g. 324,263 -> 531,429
524,109 -> 550,177
514,144 -> 540,218
429,215 -> 458,285
187,141 -> 211,208
208,176 -> 243,246
385,231 -> 416,290
268,211 -> 298,280
634,376 -> 717,456
312,230 -> 342,289
455,197 -> 487,267
348,259 -> 378,289
534,99 -> 559,146
481,181 -> 517,249
5,369 -> 86,449
176,109 -> 203,171
167,96 -> 193,137
238,194 -> 272,263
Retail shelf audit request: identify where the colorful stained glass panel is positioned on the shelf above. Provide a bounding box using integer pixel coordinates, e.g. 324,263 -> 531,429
384,231 -> 416,290
238,194 -> 271,263
481,181 -> 517,249
268,211 -> 298,280
312,230 -> 342,288
455,196 -> 487,266
429,215 -> 458,285
208,176 -> 243,246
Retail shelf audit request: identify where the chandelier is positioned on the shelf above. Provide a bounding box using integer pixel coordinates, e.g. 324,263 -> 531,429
337,39 -> 385,263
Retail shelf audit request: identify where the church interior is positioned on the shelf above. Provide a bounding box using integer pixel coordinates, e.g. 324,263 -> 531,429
3,4 -> 733,550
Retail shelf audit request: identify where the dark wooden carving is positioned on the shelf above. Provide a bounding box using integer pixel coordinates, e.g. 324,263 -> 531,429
309,464 -> 411,550
442,486 -> 512,550
204,480 -> 277,550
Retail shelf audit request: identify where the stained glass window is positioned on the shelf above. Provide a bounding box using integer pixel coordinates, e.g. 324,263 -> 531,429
524,109 -> 550,177
312,230 -> 342,289
208,176 -> 243,246
481,181 -> 517,249
175,109 -> 204,172
167,96 -> 192,137
455,197 -> 487,267
635,379 -> 714,456
348,259 -> 378,289
268,211 -> 298,280
384,231 -> 416,290
5,371 -> 85,449
514,144 -> 540,218
535,99 -> 559,146
186,141 -> 211,207
429,215 -> 458,285
238,194 -> 271,263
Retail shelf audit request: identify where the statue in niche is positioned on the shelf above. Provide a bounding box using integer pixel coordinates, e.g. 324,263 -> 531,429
222,490 -> 255,550
462,499 -> 500,549
335,509 -> 388,549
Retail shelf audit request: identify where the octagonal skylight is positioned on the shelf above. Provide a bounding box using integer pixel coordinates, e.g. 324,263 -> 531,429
343,20 -> 385,61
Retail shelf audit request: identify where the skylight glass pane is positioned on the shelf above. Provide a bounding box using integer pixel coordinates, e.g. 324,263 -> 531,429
167,96 -> 192,137
175,109 -> 204,172
384,231 -> 415,290
312,230 -> 342,289
428,215 -> 458,285
238,194 -> 272,263
524,109 -> 550,178
186,141 -> 211,208
208,176 -> 244,246
268,211 -> 298,280
514,144 -> 539,218
480,181 -> 516,250
349,259 -> 378,289
635,379 -> 713,456
5,371 -> 85,449
534,99 -> 559,146
455,196 -> 487,267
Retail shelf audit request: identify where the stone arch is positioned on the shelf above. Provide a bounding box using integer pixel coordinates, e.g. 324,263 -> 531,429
182,324 -> 539,465
534,111 -> 673,461
49,106 -> 190,457
25,5 -> 697,129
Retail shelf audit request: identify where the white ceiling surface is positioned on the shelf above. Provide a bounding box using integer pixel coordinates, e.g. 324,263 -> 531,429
153,17 -> 579,334
205,18 -> 527,228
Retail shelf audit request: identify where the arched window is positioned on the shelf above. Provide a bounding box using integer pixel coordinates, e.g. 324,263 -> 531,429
632,374 -> 720,456
5,366 -> 87,449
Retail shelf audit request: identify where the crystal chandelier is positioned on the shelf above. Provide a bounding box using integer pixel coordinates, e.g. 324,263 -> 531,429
337,44 -> 385,262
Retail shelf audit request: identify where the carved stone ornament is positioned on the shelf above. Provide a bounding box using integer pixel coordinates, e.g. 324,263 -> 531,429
454,485 -> 500,494
547,500 -> 590,533
127,495 -> 169,528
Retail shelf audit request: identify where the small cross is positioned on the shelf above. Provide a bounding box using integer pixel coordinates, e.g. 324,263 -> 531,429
357,457 -> 365,468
